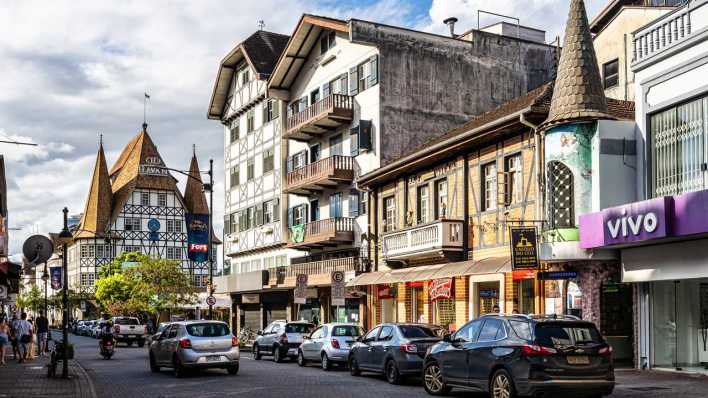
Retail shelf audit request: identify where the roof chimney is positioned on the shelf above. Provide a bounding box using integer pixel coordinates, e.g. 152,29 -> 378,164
443,17 -> 458,38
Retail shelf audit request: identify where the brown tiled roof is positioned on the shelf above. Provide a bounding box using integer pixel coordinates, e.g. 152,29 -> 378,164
242,30 -> 290,77
76,142 -> 113,239
541,0 -> 614,130
183,154 -> 209,214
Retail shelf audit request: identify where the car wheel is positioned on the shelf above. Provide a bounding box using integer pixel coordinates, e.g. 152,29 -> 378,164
490,369 -> 516,398
385,359 -> 401,385
149,353 -> 160,373
173,355 -> 186,378
297,350 -> 307,367
127,341 -> 133,347
349,356 -> 361,376
424,361 -> 451,396
137,339 -> 145,348
227,364 -> 239,375
273,347 -> 282,363
253,344 -> 261,360
321,353 -> 331,371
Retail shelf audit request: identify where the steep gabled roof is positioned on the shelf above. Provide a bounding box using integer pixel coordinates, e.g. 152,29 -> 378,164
541,0 -> 614,130
182,153 -> 221,245
76,141 -> 113,239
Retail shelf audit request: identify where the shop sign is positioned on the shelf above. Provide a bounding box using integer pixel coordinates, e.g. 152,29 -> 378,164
294,274 -> 308,304
509,227 -> 539,269
331,271 -> 346,307
538,271 -> 578,280
406,281 -> 426,288
241,293 -> 259,304
512,270 -> 536,281
377,284 -> 396,299
428,278 -> 453,301
479,289 -> 498,298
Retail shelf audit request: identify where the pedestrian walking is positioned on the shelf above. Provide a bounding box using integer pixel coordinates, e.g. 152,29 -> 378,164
9,315 -> 19,360
0,319 -> 9,365
36,311 -> 49,356
14,312 -> 33,363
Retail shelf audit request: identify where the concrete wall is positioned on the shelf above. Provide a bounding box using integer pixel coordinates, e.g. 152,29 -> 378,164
592,120 -> 638,211
350,21 -> 557,166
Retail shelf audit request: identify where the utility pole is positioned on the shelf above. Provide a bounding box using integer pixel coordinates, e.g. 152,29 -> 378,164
58,207 -> 72,379
207,159 -> 214,320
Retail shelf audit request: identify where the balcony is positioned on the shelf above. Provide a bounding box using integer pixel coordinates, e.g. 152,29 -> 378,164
285,94 -> 354,140
285,155 -> 355,195
382,219 -> 464,262
265,255 -> 369,288
288,217 -> 356,249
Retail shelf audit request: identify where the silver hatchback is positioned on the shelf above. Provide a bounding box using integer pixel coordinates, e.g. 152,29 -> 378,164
297,323 -> 364,370
148,321 -> 240,377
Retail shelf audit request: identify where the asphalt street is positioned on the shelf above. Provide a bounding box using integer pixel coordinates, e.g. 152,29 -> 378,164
69,334 -> 708,398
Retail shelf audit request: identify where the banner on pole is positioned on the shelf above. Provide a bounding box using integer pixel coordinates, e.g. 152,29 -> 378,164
49,266 -> 62,290
186,213 -> 210,262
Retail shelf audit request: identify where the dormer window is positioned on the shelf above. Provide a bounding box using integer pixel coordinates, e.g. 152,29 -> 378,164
320,30 -> 336,54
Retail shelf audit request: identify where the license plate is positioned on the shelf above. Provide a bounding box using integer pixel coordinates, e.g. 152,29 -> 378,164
567,355 -> 590,365
288,348 -> 297,354
206,355 -> 222,362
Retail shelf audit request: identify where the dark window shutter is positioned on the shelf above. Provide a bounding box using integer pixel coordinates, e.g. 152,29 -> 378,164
287,207 -> 293,227
286,155 -> 294,173
323,82 -> 331,98
349,67 -> 359,95
272,100 -> 279,120
350,127 -> 359,156
340,73 -> 348,95
303,203 -> 309,223
358,120 -> 372,151
224,215 -> 231,234
273,198 -> 280,222
349,191 -> 360,218
369,55 -> 378,87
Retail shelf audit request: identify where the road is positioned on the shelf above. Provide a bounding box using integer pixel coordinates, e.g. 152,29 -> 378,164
69,334 -> 708,398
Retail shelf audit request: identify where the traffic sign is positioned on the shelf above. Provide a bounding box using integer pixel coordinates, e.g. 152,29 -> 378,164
206,295 -> 216,306
331,271 -> 346,307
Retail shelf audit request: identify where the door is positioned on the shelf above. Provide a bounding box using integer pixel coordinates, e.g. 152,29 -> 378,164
310,144 -> 321,163
468,318 -> 505,389
303,326 -> 324,360
330,193 -> 342,218
357,326 -> 380,368
310,200 -> 320,222
259,322 -> 275,351
440,320 -> 483,384
159,324 -> 179,364
312,325 -> 328,360
371,325 -> 394,371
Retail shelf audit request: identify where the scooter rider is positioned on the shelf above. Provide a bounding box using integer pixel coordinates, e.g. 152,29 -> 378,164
98,316 -> 115,351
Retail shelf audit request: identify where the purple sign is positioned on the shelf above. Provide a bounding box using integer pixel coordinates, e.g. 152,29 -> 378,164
580,189 -> 708,248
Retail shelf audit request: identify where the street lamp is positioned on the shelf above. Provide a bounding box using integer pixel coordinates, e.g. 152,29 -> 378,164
57,207 -> 73,379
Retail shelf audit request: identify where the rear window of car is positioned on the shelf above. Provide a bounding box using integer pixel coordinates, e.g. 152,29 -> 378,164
186,323 -> 230,337
398,325 -> 438,338
535,323 -> 603,348
332,326 -> 362,337
115,318 -> 139,325
285,323 -> 315,334
509,320 -> 533,341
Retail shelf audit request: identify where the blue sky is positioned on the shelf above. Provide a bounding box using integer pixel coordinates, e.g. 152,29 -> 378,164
0,0 -> 607,261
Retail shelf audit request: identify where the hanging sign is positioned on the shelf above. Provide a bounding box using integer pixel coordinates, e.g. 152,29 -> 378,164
331,271 -> 346,307
377,284 -> 396,299
428,278 -> 453,301
186,213 -> 209,262
294,274 -> 308,304
49,267 -> 62,290
509,227 -> 539,269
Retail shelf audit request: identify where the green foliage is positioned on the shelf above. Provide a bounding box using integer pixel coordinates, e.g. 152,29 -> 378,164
17,284 -> 43,313
99,251 -> 145,278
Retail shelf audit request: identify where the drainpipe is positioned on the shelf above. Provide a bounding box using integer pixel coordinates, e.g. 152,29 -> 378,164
462,154 -> 470,261
519,113 -> 543,227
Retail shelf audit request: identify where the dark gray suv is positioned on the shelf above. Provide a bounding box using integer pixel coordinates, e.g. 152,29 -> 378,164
348,323 -> 443,384
423,314 -> 615,397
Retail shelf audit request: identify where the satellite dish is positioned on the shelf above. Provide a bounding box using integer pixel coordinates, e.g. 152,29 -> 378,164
22,235 -> 54,265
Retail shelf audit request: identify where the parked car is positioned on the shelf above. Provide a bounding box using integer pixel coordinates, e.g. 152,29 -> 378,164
297,323 -> 364,370
80,320 -> 95,336
73,320 -> 85,334
422,314 -> 615,397
253,320 -> 315,363
148,320 -> 239,377
348,323 -> 443,384
111,316 -> 148,347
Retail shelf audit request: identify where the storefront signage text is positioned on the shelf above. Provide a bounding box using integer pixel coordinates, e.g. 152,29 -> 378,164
512,270 -> 536,280
538,271 -> 578,280
428,278 -> 453,301
377,284 -> 396,299
509,227 -> 539,269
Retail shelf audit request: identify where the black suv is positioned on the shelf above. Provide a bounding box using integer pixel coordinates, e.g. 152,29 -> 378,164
422,314 -> 614,397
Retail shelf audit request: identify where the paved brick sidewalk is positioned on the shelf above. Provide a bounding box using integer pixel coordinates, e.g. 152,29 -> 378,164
0,356 -> 97,398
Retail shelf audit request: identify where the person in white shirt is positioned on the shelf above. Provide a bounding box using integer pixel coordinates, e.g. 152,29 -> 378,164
14,312 -> 32,363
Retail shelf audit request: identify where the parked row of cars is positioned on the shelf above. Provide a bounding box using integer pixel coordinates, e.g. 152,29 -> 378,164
72,317 -> 148,347
252,315 -> 616,398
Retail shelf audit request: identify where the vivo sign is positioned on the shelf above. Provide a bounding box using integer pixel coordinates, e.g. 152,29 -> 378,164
602,197 -> 669,245
606,209 -> 660,239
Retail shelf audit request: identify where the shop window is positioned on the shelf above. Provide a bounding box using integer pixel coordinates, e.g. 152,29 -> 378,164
417,185 -> 430,224
603,59 -> 619,89
514,278 -> 535,314
433,299 -> 456,331
434,179 -> 448,219
482,162 -> 498,211
383,196 -> 396,232
504,154 -> 523,206
547,160 -> 574,228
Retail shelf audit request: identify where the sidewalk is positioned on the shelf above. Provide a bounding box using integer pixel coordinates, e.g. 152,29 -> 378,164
0,355 -> 96,398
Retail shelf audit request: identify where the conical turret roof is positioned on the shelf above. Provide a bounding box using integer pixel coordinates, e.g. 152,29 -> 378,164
183,152 -> 210,214
76,140 -> 113,238
541,0 -> 614,130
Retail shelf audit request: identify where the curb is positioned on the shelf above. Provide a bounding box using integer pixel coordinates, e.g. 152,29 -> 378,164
73,359 -> 99,398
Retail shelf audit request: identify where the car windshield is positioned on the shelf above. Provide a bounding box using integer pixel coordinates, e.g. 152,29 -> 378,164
186,323 -> 230,337
535,323 -> 603,348
399,325 -> 439,338
332,325 -> 363,337
115,318 -> 139,325
285,323 -> 315,334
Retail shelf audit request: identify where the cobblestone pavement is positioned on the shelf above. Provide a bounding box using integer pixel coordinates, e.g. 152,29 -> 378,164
68,334 -> 708,398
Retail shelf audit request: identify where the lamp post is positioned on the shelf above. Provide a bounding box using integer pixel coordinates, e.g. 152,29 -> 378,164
207,159 -> 214,320
58,207 -> 73,379
41,264 -> 49,318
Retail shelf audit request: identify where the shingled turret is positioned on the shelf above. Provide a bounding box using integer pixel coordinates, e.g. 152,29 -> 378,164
76,139 -> 113,238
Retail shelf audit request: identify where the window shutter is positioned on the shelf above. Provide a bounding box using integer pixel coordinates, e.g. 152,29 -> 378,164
349,191 -> 360,218
286,155 -> 293,173
287,207 -> 293,227
272,100 -> 279,120
349,67 -> 359,95
323,82 -> 331,98
303,203 -> 309,223
262,102 -> 268,123
224,215 -> 231,234
273,198 -> 280,221
256,206 -> 264,226
350,127 -> 359,156
369,55 -> 378,87
358,120 -> 373,151
340,73 -> 348,95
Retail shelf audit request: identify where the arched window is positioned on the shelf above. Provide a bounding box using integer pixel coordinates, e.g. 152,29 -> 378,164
547,161 -> 574,228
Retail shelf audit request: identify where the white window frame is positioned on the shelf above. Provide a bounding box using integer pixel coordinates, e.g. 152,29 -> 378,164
158,193 -> 167,207
140,192 -> 150,206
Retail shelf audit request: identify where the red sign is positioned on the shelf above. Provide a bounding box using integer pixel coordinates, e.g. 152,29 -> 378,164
406,281 -> 426,288
428,278 -> 453,301
189,243 -> 208,252
512,270 -> 536,281
377,285 -> 395,299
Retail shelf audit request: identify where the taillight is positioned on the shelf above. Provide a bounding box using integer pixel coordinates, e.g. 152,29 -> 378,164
331,339 -> 340,349
106,340 -> 113,346
599,346 -> 613,356
279,334 -> 288,344
179,338 -> 192,349
113,325 -> 120,333
400,343 -> 418,354
231,336 -> 239,347
521,344 -> 557,356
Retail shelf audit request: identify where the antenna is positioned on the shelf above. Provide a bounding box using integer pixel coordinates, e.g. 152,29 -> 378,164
99,133 -> 103,147
258,20 -> 265,30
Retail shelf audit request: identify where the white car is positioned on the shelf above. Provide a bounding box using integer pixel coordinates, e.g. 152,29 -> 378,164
111,316 -> 148,347
297,323 -> 364,370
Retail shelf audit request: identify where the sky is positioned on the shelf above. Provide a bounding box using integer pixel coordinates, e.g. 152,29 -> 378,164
0,0 -> 607,262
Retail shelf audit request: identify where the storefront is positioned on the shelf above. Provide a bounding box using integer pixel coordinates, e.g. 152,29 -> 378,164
580,189 -> 708,372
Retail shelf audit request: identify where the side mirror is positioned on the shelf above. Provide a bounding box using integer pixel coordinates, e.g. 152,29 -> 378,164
355,336 -> 363,342
443,334 -> 452,343
256,330 -> 263,336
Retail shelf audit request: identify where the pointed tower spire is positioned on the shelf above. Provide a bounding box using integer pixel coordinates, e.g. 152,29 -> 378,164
76,139 -> 113,238
183,152 -> 209,214
541,0 -> 614,130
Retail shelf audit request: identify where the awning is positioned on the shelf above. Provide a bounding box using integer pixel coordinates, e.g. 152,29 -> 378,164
347,257 -> 511,287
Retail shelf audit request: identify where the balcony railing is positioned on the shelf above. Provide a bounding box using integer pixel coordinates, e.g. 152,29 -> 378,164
285,155 -> 355,194
382,219 -> 464,260
632,2 -> 703,65
288,217 -> 356,249
286,256 -> 369,277
285,94 -> 354,140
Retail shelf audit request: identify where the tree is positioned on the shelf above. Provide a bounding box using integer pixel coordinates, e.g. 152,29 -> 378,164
126,257 -> 196,321
99,251 -> 143,278
17,284 -> 43,314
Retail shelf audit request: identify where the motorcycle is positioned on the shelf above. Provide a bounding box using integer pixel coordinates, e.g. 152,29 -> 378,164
99,333 -> 115,359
